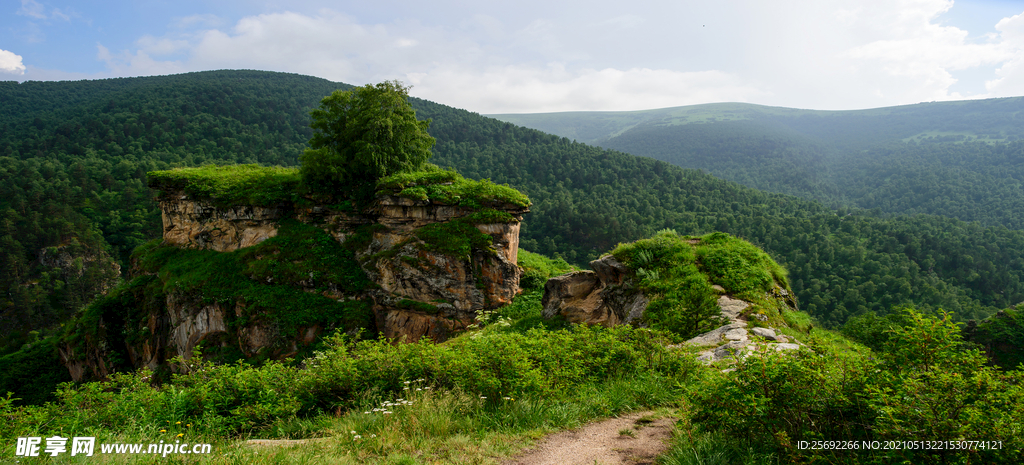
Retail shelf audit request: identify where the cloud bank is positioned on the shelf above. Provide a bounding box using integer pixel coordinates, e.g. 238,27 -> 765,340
81,1 -> 1024,113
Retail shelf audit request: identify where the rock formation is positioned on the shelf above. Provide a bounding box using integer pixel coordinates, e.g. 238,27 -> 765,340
61,182 -> 528,382
159,196 -> 285,252
541,255 -> 649,326
538,231 -> 803,366
686,295 -> 803,364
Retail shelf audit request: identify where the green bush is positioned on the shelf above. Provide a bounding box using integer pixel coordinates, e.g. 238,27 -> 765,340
377,164 -> 531,208
613,231 -> 722,338
0,336 -> 72,406
694,231 -> 788,298
3,324 -> 695,439
839,309 -> 915,350
963,307 -> 1024,369
687,308 -> 1024,464
517,249 -> 576,290
414,218 -> 495,260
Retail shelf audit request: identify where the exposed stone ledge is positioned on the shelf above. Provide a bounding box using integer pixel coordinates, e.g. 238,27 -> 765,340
541,255 -> 649,326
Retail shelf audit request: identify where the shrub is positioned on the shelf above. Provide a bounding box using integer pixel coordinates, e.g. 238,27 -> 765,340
517,249 -> 576,290
687,308 -> 1024,464
377,164 -> 531,208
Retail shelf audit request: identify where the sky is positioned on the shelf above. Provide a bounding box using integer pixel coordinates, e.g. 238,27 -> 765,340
3,0 -> 1024,114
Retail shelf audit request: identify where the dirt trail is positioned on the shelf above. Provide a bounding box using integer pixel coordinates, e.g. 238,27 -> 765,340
502,411 -> 676,465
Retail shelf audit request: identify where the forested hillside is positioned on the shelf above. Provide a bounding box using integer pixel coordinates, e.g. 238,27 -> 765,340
492,101 -> 1024,230
0,72 -> 349,340
2,70 -> 1022,348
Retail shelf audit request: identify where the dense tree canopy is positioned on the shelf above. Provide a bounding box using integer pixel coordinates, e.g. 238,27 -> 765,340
300,81 -> 435,200
2,69 -> 1023,342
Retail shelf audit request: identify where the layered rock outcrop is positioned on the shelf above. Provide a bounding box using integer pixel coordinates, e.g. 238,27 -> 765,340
159,195 -> 286,252
539,231 -> 802,366
541,255 -> 649,326
353,196 -> 526,342
62,185 -> 528,381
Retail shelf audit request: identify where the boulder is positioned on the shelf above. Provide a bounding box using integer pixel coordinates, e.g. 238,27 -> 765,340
717,295 -> 749,320
751,327 -> 778,340
541,256 -> 649,326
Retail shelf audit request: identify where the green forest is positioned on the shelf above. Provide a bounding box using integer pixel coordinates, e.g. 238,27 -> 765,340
1,70 -> 1023,464
494,100 -> 1024,229
4,70 -> 1024,343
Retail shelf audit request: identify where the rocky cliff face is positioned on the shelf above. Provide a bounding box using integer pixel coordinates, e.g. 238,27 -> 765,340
308,195 -> 526,342
61,186 -> 527,381
159,193 -> 287,252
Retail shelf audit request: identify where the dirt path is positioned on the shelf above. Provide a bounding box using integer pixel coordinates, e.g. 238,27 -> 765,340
502,411 -> 676,465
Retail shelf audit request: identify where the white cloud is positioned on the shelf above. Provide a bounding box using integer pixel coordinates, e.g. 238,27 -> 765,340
136,35 -> 191,56
17,0 -> 47,19
17,0 -> 71,21
0,49 -> 27,75
88,1 -> 1024,112
173,14 -> 224,30
97,44 -> 185,77
838,0 -> 1012,103
94,9 -> 762,112
985,13 -> 1024,96
409,65 -> 768,113
50,7 -> 69,22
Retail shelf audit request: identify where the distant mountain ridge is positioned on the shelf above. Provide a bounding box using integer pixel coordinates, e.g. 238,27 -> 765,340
488,98 -> 1024,146
489,99 -> 1024,230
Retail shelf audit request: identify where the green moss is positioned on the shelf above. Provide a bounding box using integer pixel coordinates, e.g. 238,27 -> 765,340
377,164 -> 531,208
342,223 -> 386,252
415,219 -> 494,260
242,220 -> 373,294
465,209 -> 516,224
694,231 -> 789,299
148,164 -> 301,206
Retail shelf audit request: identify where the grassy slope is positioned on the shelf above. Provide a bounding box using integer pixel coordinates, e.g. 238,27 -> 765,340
0,235 -> 790,464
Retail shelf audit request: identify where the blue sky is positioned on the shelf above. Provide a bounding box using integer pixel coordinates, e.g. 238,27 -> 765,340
3,0 -> 1024,113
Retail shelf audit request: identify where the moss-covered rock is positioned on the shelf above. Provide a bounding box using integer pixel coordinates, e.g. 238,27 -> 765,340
62,164 -> 531,381
542,230 -> 796,340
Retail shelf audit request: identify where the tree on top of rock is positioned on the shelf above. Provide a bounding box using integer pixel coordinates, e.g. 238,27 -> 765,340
300,80 -> 435,201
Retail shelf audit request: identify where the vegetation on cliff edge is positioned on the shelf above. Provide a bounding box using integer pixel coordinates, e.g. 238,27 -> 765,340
147,164 -> 301,206
611,230 -> 792,338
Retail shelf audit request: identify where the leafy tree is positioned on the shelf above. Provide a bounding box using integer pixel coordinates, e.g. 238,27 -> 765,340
300,81 -> 435,200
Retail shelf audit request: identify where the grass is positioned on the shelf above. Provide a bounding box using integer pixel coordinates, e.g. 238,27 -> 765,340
11,243 -> 1022,465
148,164 -> 301,206
517,249 -> 577,290
5,343 -> 691,464
147,163 -> 532,213
414,219 -> 496,260
377,165 -> 531,208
